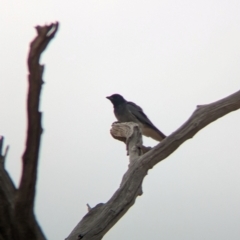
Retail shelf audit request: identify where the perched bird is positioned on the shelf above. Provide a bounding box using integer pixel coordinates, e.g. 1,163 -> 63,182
106,94 -> 166,141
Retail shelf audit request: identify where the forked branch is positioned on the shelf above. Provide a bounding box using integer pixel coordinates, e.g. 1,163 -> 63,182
66,89 -> 240,240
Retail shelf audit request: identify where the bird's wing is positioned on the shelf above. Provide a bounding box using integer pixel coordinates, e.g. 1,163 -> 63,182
127,101 -> 153,124
127,101 -> 166,140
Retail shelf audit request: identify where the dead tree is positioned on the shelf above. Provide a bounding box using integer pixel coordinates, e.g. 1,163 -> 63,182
0,23 -> 240,240
0,22 -> 58,240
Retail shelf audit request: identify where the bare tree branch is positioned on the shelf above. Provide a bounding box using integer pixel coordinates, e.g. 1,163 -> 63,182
0,136 -> 16,240
111,122 -> 143,162
66,89 -> 240,240
14,22 -> 59,240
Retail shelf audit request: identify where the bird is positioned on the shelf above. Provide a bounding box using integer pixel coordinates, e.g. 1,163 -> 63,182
106,94 -> 166,141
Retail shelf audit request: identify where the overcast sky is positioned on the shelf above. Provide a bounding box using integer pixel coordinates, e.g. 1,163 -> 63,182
1,0 -> 240,239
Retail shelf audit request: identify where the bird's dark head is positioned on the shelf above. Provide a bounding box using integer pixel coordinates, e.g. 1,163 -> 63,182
106,94 -> 126,107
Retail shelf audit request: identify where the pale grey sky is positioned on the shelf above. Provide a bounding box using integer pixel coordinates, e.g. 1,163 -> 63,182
1,0 -> 240,239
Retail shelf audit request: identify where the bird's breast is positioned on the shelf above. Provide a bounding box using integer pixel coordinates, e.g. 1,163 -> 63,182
114,104 -> 136,122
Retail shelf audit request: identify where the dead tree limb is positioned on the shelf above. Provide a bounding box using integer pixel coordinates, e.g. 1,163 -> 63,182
66,89 -> 240,240
0,22 -> 58,240
11,22 -> 58,240
110,122 -> 143,162
0,136 -> 16,240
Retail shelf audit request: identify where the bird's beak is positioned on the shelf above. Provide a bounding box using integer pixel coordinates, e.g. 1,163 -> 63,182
106,96 -> 111,100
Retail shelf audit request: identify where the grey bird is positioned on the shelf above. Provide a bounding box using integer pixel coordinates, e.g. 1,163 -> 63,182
106,94 -> 166,141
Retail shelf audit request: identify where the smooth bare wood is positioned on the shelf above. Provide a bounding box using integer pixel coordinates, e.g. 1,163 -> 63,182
66,89 -> 240,240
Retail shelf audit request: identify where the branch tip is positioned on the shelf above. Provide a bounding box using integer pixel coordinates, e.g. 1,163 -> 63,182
86,204 -> 91,212
3,145 -> 9,162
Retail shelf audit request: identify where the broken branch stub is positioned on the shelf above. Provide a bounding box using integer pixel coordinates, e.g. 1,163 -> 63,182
110,122 -> 143,162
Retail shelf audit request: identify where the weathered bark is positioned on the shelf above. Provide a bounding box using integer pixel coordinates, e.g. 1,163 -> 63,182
110,122 -> 143,162
0,23 -> 58,240
1,21 -> 240,240
66,89 -> 240,240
